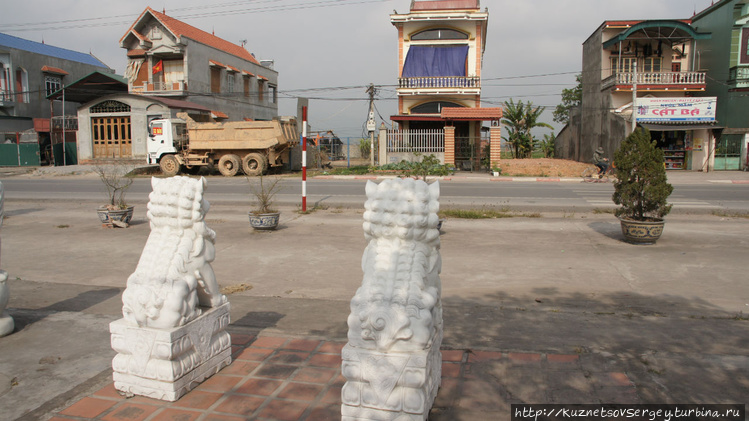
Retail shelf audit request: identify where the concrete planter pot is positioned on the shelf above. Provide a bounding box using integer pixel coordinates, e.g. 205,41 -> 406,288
97,205 -> 135,228
619,217 -> 665,244
248,212 -> 280,230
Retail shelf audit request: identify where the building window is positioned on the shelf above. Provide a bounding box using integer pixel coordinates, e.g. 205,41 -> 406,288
227,72 -> 235,93
611,57 -> 636,74
211,66 -> 221,93
411,28 -> 469,40
270,85 -> 277,104
643,57 -> 662,73
45,75 -> 62,96
15,68 -> 28,103
90,100 -> 131,113
411,101 -> 462,114
0,63 -> 9,101
244,76 -> 250,97
257,79 -> 264,101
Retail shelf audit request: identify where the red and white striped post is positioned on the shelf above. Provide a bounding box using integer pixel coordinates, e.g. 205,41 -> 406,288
301,106 -> 308,212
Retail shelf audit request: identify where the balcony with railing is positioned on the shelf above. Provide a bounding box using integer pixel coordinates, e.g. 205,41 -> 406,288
728,66 -> 749,88
130,80 -> 187,96
0,89 -> 13,107
397,76 -> 480,94
602,72 -> 706,91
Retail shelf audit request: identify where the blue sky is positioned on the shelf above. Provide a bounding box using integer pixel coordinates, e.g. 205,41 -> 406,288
0,0 -> 714,137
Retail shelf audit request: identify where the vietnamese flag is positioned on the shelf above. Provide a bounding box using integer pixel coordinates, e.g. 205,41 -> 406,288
152,60 -> 163,74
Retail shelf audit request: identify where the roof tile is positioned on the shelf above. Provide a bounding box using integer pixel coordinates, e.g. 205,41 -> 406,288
147,8 -> 260,65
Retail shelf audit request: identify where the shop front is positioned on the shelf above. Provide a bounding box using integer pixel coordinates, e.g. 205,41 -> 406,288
637,97 -> 721,171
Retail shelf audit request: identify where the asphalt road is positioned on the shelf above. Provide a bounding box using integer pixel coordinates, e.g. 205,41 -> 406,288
1,176 -> 748,214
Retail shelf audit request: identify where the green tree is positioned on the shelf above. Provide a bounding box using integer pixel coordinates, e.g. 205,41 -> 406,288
502,99 -> 554,159
613,128 -> 673,220
553,74 -> 582,125
538,133 -> 556,158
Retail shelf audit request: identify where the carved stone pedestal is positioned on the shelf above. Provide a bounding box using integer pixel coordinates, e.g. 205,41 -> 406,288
110,302 -> 231,401
0,270 -> 13,337
341,330 -> 442,421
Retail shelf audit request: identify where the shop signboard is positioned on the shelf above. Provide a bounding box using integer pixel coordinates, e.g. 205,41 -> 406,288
636,97 -> 717,122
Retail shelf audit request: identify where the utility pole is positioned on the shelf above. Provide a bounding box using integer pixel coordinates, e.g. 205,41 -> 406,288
631,62 -> 637,134
366,84 -> 376,167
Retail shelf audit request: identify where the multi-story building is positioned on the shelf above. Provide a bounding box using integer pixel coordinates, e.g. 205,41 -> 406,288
556,19 -> 719,171
120,7 -> 278,121
388,0 -> 502,170
692,0 -> 749,170
76,8 -> 280,162
0,32 -> 111,165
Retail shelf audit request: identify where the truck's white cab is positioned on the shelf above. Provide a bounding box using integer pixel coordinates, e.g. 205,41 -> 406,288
147,118 -> 187,164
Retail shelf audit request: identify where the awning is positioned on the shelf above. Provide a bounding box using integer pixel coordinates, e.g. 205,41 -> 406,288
641,123 -> 722,131
441,107 -> 502,120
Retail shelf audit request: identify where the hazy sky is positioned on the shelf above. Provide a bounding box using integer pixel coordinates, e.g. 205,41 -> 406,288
0,0 -> 714,137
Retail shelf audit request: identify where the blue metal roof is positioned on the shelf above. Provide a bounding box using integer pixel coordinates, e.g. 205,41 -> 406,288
0,32 -> 109,68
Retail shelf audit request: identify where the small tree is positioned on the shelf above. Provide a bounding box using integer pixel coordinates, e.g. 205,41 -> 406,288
553,74 -> 582,125
359,138 -> 371,159
612,128 -> 673,221
539,133 -> 556,158
95,165 -> 133,210
248,175 -> 282,214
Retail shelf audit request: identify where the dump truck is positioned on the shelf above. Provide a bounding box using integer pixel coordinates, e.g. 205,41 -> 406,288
147,112 -> 299,176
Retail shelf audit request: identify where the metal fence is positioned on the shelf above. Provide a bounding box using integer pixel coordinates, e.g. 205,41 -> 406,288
386,130 -> 444,153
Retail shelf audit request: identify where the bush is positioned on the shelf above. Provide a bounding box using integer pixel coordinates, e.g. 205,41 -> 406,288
612,128 -> 673,220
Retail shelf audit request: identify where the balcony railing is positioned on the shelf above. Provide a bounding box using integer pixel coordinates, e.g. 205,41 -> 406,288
398,76 -> 480,90
602,72 -> 706,90
130,80 -> 186,94
0,90 -> 13,105
51,115 -> 78,131
728,66 -> 749,88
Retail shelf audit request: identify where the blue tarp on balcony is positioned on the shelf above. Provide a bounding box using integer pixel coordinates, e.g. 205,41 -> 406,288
402,45 -> 469,78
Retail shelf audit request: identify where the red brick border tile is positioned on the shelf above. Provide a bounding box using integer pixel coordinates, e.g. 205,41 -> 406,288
58,397 -> 118,418
277,382 -> 324,401
292,366 -> 338,384
100,402 -> 159,421
547,354 -> 580,363
197,374 -> 243,393
251,336 -> 288,349
220,360 -> 259,376
230,333 -> 254,346
234,378 -> 284,396
308,353 -> 341,368
317,341 -> 345,354
442,350 -> 465,362
282,338 -> 321,352
467,350 -> 502,363
508,352 -> 542,363
150,408 -> 201,421
256,399 -> 309,421
235,347 -> 274,362
213,395 -> 265,417
171,390 -> 222,410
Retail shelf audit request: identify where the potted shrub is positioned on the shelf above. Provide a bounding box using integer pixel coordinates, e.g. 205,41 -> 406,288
248,175 -> 283,230
95,165 -> 135,228
612,128 -> 673,244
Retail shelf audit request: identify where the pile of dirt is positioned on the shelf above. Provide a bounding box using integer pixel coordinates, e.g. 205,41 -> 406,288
497,158 -> 590,178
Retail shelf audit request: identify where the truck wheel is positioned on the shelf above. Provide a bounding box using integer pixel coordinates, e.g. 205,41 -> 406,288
218,154 -> 241,176
159,155 -> 180,177
242,153 -> 267,176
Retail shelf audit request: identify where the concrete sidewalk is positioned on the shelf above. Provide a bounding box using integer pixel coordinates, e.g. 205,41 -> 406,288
2,163 -> 749,185
0,196 -> 747,420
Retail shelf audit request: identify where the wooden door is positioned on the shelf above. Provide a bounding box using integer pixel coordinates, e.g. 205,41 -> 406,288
92,116 -> 132,158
